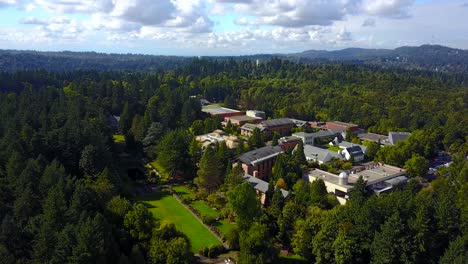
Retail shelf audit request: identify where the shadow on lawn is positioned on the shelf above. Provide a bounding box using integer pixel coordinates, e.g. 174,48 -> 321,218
139,191 -> 171,202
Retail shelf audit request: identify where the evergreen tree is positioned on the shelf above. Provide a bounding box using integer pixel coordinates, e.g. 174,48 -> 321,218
292,140 -> 307,166
119,102 -> 132,135
195,147 -> 223,192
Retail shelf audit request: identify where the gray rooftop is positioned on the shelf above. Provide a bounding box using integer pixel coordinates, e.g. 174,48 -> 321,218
279,136 -> 302,143
388,132 -> 411,145
244,175 -> 289,197
289,118 -> 308,127
303,145 -> 342,162
241,123 -> 265,132
262,118 -> 295,127
226,115 -> 262,122
358,133 -> 390,144
238,146 -> 283,165
292,130 -> 335,139
339,141 -> 368,153
328,121 -> 359,128
306,163 -> 407,188
202,106 -> 241,115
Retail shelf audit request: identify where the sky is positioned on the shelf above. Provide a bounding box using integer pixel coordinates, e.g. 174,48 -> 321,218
0,0 -> 467,55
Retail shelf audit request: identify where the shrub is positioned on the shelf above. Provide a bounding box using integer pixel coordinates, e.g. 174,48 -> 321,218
225,228 -> 239,250
206,193 -> 226,209
201,215 -> 216,225
180,196 -> 191,204
198,246 -> 209,257
207,244 -> 226,258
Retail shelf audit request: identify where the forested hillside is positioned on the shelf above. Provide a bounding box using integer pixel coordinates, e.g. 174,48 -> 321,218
2,44 -> 468,74
0,59 -> 466,263
0,50 -> 194,72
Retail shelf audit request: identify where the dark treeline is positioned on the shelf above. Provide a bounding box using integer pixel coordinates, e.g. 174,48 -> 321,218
0,59 -> 466,263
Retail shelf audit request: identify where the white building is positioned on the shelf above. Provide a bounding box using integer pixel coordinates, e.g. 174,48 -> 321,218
305,162 -> 408,204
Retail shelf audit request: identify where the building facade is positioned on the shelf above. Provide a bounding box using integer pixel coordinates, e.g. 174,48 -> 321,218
237,146 -> 284,180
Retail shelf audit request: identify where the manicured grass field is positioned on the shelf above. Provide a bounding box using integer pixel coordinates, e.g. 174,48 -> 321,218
140,192 -> 222,252
113,134 -> 126,144
172,186 -> 196,200
192,200 -> 220,219
215,219 -> 236,237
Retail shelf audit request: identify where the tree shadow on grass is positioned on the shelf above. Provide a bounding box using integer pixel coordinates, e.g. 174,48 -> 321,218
139,191 -> 171,202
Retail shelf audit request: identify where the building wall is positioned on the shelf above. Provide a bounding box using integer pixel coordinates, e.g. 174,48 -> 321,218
308,176 -> 350,205
241,128 -> 254,137
227,117 -> 262,126
240,156 -> 277,181
216,111 -> 245,120
264,124 -> 295,137
279,141 -> 299,152
326,123 -> 359,132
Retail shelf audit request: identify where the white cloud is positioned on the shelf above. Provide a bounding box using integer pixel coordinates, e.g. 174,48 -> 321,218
111,0 -> 175,26
232,0 -> 347,27
32,0 -> 114,13
362,18 -> 376,27
360,0 -> 414,18
0,0 -> 19,7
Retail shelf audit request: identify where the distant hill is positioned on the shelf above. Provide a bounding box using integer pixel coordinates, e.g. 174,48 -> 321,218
288,45 -> 468,73
0,44 -> 467,73
0,50 -> 195,72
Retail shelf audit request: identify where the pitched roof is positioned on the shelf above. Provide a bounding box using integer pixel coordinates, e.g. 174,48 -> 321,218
237,146 -> 283,165
345,146 -> 364,157
388,132 -> 411,145
339,141 -> 368,153
289,118 -> 308,127
303,145 -> 342,163
261,118 -> 295,127
244,175 -> 289,198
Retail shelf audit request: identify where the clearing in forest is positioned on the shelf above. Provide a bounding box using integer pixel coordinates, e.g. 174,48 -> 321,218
140,191 -> 222,252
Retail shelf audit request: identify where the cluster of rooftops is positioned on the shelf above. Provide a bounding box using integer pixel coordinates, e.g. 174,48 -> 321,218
200,104 -> 412,204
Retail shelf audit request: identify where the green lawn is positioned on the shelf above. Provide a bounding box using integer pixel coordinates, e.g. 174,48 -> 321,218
326,145 -> 341,152
192,200 -> 220,219
215,219 -> 236,237
148,160 -> 169,180
172,186 -> 196,200
278,254 -> 307,264
140,192 -> 222,252
113,134 -> 126,144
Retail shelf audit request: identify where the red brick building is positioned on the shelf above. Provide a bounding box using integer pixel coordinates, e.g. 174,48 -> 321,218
325,121 -> 360,132
237,146 -> 284,180
201,106 -> 244,120
224,115 -> 262,126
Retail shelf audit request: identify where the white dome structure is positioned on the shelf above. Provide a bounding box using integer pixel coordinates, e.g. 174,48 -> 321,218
338,171 -> 349,178
338,171 -> 349,185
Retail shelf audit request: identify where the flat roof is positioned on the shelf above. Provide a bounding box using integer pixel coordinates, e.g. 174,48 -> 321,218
328,121 -> 358,127
226,115 -> 262,122
358,132 -> 389,143
306,163 -> 406,188
202,105 -> 241,115
353,164 -> 405,185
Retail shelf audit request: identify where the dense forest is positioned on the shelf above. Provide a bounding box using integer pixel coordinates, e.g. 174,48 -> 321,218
0,59 -> 466,263
2,44 -> 468,74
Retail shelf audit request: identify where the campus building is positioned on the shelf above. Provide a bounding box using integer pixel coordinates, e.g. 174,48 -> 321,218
237,146 -> 284,180
304,162 -> 408,204
201,105 -> 244,119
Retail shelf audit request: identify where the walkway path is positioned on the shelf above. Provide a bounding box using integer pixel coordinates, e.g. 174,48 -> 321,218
172,193 -> 228,248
